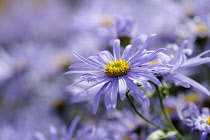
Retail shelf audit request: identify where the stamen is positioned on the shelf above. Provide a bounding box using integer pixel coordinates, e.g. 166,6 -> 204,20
184,93 -> 199,103
104,59 -> 130,77
205,116 -> 210,125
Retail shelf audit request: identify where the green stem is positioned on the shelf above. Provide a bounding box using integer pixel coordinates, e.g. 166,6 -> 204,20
126,92 -> 168,131
155,86 -> 184,140
150,99 -> 168,126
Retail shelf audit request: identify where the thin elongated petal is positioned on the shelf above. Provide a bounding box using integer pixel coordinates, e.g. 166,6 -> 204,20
132,48 -> 165,66
65,79 -> 85,90
110,78 -> 119,108
123,35 -> 146,60
93,82 -> 110,114
34,132 -> 47,140
179,58 -> 210,70
113,39 -> 120,60
127,75 -> 153,91
64,71 -> 100,75
164,74 -> 190,88
65,116 -> 81,140
118,76 -> 127,100
128,34 -> 156,63
97,51 -> 114,64
178,74 -> 210,95
69,63 -> 92,69
134,73 -> 162,86
171,55 -> 184,72
89,55 -> 105,65
201,132 -> 208,140
141,48 -> 166,64
104,78 -> 115,110
72,51 -> 102,68
123,76 -> 150,106
49,125 -> 58,140
122,44 -> 131,59
73,79 -> 109,98
196,50 -> 210,58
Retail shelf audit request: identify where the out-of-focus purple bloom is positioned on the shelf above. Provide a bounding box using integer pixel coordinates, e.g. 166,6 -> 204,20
115,17 -> 133,38
65,34 -> 167,114
159,41 -> 210,95
0,0 -> 72,45
179,103 -> 210,140
35,116 -> 80,140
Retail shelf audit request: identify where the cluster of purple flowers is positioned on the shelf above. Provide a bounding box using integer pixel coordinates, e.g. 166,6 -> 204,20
0,0 -> 210,140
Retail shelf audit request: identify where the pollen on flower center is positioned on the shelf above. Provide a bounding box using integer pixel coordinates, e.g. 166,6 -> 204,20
104,59 -> 130,77
205,116 -> 210,125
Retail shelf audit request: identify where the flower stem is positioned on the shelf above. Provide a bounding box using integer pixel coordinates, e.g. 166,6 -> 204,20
155,85 -> 184,140
126,92 -> 168,131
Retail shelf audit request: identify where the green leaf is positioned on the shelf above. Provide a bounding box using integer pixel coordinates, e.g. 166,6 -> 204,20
146,129 -> 177,140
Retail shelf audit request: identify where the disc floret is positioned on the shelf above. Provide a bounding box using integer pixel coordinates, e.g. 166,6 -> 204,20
104,59 -> 130,77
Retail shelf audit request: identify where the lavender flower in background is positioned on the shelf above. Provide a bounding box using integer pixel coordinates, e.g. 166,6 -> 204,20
65,34 -> 167,114
179,103 -> 210,140
35,116 -> 80,140
158,41 -> 210,95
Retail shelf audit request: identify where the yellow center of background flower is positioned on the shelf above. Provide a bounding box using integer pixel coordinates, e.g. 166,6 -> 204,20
205,116 -> 210,125
184,93 -> 199,103
104,59 -> 130,77
101,16 -> 114,27
124,136 -> 132,140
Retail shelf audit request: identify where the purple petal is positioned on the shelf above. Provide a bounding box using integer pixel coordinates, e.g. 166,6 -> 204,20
118,76 -> 127,100
123,35 -> 146,60
164,74 -> 190,88
133,73 -> 162,86
93,81 -> 110,114
131,48 -> 165,66
89,55 -> 106,66
201,132 -> 207,140
65,116 -> 81,140
113,39 -> 121,60
69,63 -> 93,69
196,50 -> 210,58
122,44 -> 131,59
34,132 -> 47,140
128,34 -> 156,63
179,57 -> 210,70
64,71 -> 101,75
96,51 -> 114,64
73,79 -> 109,98
127,74 -> 153,91
171,55 -> 185,72
178,74 -> 210,95
72,51 -> 102,68
49,125 -> 58,140
65,79 -> 85,90
110,78 -> 119,108
104,78 -> 115,110
123,76 -> 150,106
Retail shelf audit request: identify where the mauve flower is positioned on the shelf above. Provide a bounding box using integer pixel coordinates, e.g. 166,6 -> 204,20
158,41 -> 210,95
65,34 -> 167,114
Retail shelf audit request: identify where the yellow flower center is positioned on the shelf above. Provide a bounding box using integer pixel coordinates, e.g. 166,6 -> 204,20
101,16 -> 114,26
184,93 -> 199,103
165,107 -> 175,115
196,24 -> 207,33
124,136 -> 132,140
148,59 -> 161,64
205,116 -> 210,125
104,59 -> 130,77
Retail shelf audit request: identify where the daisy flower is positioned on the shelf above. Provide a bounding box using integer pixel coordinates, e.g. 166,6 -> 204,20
179,103 -> 210,140
65,34 -> 166,114
158,41 -> 210,95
